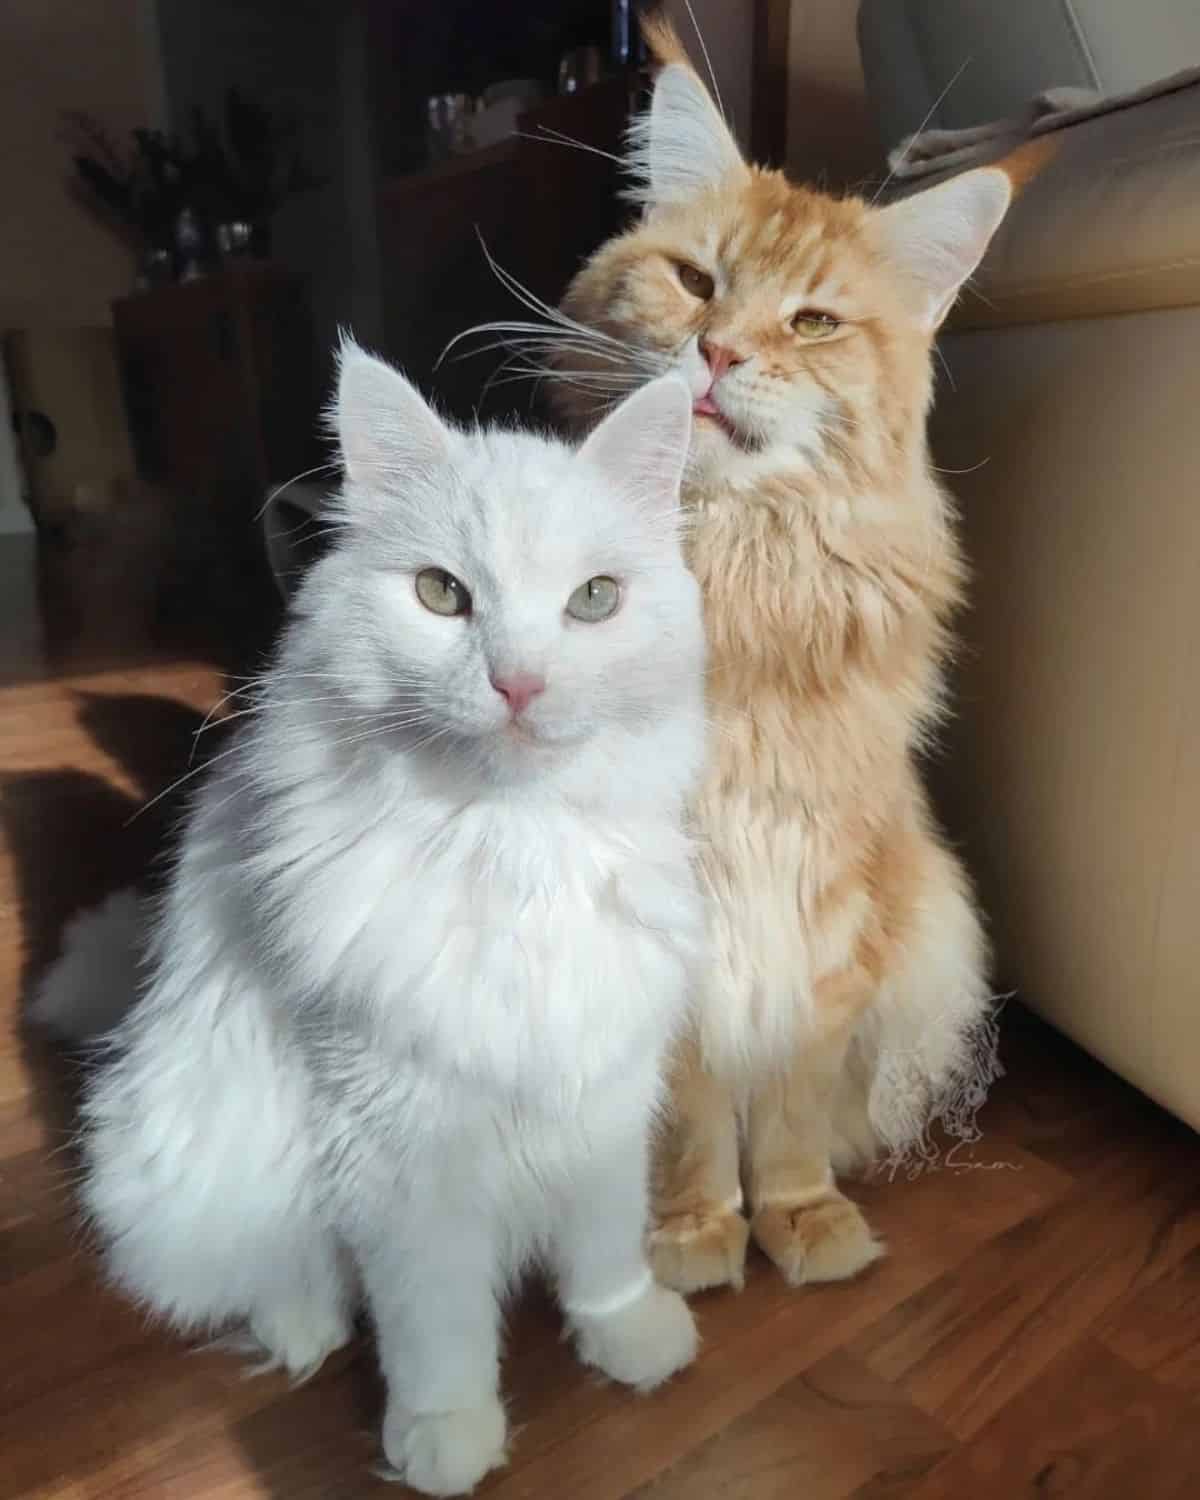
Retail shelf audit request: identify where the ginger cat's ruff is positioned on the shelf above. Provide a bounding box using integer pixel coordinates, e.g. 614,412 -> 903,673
551,19 -> 1032,1292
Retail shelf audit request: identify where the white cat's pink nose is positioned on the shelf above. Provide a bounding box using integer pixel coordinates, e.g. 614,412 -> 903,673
491,672 -> 546,717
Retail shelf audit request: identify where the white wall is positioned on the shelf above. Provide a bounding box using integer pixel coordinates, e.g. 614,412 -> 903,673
0,0 -> 165,330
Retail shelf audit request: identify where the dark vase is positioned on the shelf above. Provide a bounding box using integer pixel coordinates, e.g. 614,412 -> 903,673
135,245 -> 174,292
216,220 -> 254,258
173,206 -> 209,281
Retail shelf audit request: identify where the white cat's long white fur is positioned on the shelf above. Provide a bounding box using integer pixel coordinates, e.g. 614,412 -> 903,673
31,348 -> 707,1496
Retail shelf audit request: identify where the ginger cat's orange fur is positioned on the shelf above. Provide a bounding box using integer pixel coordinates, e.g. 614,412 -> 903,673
533,20 -> 1026,1292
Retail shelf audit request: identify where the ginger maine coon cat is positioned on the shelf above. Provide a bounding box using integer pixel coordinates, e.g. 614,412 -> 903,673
542,20 -> 1030,1292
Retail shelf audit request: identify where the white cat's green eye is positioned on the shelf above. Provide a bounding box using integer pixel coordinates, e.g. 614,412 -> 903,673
566,575 -> 620,623
792,310 -> 841,340
415,567 -> 472,617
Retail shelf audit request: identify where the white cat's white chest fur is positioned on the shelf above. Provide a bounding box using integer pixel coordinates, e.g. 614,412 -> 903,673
212,772 -> 702,1103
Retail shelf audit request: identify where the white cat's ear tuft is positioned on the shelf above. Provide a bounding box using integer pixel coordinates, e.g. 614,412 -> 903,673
625,64 -> 748,210
874,168 -> 1013,331
577,376 -> 692,516
335,336 -> 450,491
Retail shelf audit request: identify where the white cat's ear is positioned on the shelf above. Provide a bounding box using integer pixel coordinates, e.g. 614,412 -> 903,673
578,376 -> 692,515
874,168 -> 1012,331
625,63 -> 748,210
335,337 -> 450,491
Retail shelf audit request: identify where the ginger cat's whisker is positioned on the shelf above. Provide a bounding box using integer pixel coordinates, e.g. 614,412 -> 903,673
516,127 -> 623,166
869,55 -> 974,207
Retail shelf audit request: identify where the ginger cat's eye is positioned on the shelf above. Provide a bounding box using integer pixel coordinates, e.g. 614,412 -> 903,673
415,568 -> 472,617
566,575 -> 620,623
677,263 -> 715,301
792,310 -> 841,340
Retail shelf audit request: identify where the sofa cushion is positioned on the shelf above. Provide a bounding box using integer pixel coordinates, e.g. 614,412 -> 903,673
950,78 -> 1200,328
858,0 -> 1200,149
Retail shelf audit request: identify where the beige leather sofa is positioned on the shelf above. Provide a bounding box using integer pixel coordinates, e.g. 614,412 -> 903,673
857,1 -> 1200,1131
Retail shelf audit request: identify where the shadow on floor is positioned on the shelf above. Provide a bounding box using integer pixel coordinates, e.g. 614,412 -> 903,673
2,688 -> 230,1215
0,686 -> 303,1500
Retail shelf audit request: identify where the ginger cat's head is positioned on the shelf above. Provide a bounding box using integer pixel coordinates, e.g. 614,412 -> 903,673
555,19 -> 1021,487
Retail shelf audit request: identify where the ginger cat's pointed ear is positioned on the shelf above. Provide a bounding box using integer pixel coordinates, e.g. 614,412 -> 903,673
577,376 -> 692,518
334,336 -> 451,494
625,62 -> 748,210
874,167 -> 1013,331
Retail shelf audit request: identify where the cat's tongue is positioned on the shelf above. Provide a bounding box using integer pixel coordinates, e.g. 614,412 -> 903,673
694,392 -> 736,438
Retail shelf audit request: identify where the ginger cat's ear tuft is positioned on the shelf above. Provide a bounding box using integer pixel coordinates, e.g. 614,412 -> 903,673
639,10 -> 692,69
624,53 -> 748,209
993,134 -> 1062,197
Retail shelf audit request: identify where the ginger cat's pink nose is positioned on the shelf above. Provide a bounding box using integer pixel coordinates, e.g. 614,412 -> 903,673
700,340 -> 745,382
491,673 -> 546,717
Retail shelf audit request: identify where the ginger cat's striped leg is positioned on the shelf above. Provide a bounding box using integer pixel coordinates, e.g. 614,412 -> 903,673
746,990 -> 884,1287
649,1035 -> 749,1295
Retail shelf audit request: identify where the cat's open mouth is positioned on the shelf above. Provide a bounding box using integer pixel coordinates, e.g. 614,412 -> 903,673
693,395 -> 737,441
694,396 -> 757,451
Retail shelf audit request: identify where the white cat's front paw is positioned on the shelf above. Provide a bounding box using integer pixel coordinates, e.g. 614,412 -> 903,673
570,1280 -> 698,1391
381,1396 -> 507,1496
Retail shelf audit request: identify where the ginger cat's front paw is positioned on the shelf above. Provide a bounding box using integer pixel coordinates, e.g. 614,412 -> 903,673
570,1280 -> 698,1391
751,1191 -> 884,1287
649,1209 -> 750,1295
381,1397 -> 507,1496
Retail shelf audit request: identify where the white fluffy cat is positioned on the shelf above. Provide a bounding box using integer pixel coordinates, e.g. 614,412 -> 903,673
32,344 -> 707,1496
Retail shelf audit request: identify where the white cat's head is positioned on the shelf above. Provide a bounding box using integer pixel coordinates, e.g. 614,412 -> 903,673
296,341 -> 702,786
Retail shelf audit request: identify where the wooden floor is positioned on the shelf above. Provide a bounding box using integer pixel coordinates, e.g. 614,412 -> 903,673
3,527 -> 1200,1499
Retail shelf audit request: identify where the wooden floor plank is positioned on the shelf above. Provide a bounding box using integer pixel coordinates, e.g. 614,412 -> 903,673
902,1339 -> 1195,1500
479,1151 -> 1070,1499
626,1350 -> 953,1500
848,1145 -> 1200,1439
1096,1240 -> 1200,1396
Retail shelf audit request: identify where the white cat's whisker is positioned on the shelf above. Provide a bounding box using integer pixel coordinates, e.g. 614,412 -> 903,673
320,715 -> 441,754
126,741 -> 248,825
192,682 -> 259,749
194,703 -> 389,739
253,461 -> 340,523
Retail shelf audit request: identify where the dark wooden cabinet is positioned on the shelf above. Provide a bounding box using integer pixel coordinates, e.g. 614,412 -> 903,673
374,75 -> 638,424
109,264 -> 319,667
112,263 -> 322,510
